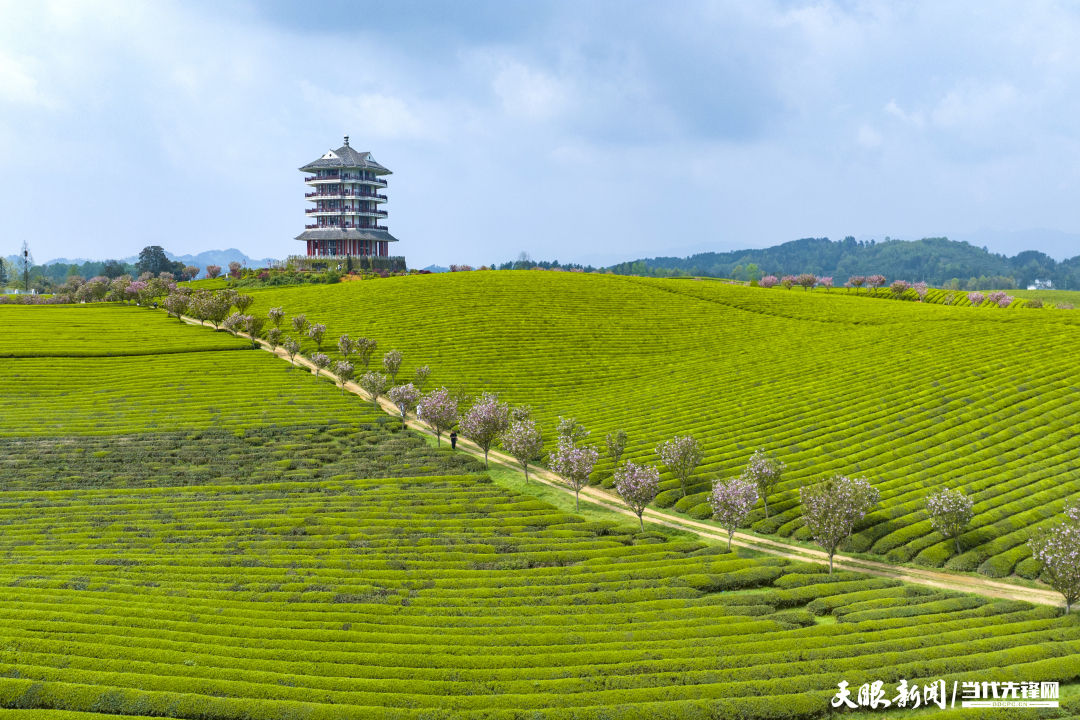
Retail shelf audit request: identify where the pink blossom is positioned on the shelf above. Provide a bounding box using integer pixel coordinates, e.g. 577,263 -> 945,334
759,275 -> 779,288
819,277 -> 834,291
551,438 -> 599,512
418,387 -> 459,446
1028,518 -> 1080,613
502,418 -> 544,482
656,435 -> 704,498
799,475 -> 880,573
742,449 -> 784,518
968,291 -> 985,307
710,476 -> 758,550
459,391 -> 510,468
614,462 -> 661,531
389,383 -> 421,422
925,487 -> 974,555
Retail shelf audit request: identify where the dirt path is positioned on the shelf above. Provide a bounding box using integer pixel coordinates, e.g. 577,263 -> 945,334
183,316 -> 1065,609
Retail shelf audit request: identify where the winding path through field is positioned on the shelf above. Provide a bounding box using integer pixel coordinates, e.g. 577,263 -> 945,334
183,316 -> 1066,609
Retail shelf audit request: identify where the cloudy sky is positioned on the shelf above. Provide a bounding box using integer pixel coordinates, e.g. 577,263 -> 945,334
3,1 -> 1080,267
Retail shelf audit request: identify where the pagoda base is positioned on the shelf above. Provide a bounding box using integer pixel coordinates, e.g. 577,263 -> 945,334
287,255 -> 406,272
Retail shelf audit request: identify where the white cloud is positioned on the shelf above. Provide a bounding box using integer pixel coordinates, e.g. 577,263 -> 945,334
931,82 -> 1019,130
0,53 -> 49,106
490,61 -> 569,121
857,125 -> 882,148
300,84 -> 429,140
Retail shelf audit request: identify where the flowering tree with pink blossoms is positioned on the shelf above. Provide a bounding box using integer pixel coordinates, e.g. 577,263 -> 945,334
307,323 -> 327,352
925,487 -> 974,555
557,416 -> 590,446
266,327 -> 281,354
389,382 -> 421,423
800,475 -> 880,573
913,281 -> 929,302
383,349 -> 404,383
234,294 -> 254,314
418,387 -> 459,446
968,291 -> 985,307
657,434 -> 704,498
459,392 -> 510,468
1066,501 -> 1080,526
848,276 -> 867,294
795,273 -> 818,291
359,371 -> 388,408
1028,508 -> 1080,613
332,360 -> 354,395
268,306 -> 286,328
355,337 -> 378,371
759,276 -> 779,288
780,275 -> 796,290
162,293 -> 188,320
867,275 -> 887,293
614,462 -> 660,531
502,418 -> 544,482
742,448 -> 785,518
551,438 -> 600,511
605,429 -> 628,469
819,277 -> 834,292
890,279 -> 911,298
282,337 -> 300,366
291,314 -> 310,336
242,315 -> 265,349
125,281 -> 148,305
206,265 -> 222,280
309,352 -> 330,380
223,312 -> 243,337
413,365 -> 432,392
987,290 -> 1013,308
337,334 -> 355,360
710,476 -> 759,550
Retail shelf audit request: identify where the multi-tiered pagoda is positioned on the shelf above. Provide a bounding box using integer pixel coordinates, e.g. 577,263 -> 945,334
295,137 -> 400,259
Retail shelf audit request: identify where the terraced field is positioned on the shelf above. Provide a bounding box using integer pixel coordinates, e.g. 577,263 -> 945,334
0,304 -> 244,357
239,273 -> 1080,579
0,474 -> 1076,719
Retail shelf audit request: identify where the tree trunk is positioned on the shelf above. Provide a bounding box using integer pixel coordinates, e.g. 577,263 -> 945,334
727,532 -> 733,551
638,514 -> 644,533
523,464 -> 529,483
955,536 -> 961,554
763,494 -> 769,519
575,490 -> 580,512
483,448 -> 489,470
828,552 -> 834,574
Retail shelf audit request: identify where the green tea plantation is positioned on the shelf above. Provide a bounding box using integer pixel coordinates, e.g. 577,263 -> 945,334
238,272 -> 1080,579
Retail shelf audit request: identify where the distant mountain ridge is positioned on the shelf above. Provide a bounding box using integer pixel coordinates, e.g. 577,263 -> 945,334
611,236 -> 1080,289
33,248 -> 277,270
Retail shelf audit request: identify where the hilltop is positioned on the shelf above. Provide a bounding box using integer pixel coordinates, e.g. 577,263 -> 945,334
607,236 -> 1080,289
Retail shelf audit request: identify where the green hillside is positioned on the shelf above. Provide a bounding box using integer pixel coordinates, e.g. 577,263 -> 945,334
614,236 -> 1080,289
0,474 -> 1074,719
1,290 -> 1079,718
238,272 -> 1080,578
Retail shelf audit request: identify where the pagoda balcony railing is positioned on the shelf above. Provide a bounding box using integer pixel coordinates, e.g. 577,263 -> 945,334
304,175 -> 388,186
305,191 -> 387,200
305,208 -> 388,217
307,223 -> 389,231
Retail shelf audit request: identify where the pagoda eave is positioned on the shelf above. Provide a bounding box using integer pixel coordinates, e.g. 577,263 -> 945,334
294,229 -> 398,243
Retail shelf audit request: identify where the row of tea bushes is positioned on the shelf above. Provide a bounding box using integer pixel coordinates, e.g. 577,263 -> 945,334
0,474 -> 1075,718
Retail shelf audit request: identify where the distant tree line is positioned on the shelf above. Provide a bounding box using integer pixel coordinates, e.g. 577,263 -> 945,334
606,237 -> 1080,289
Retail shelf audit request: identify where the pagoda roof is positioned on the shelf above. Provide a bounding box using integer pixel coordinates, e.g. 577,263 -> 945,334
295,229 -> 398,242
300,139 -> 391,174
